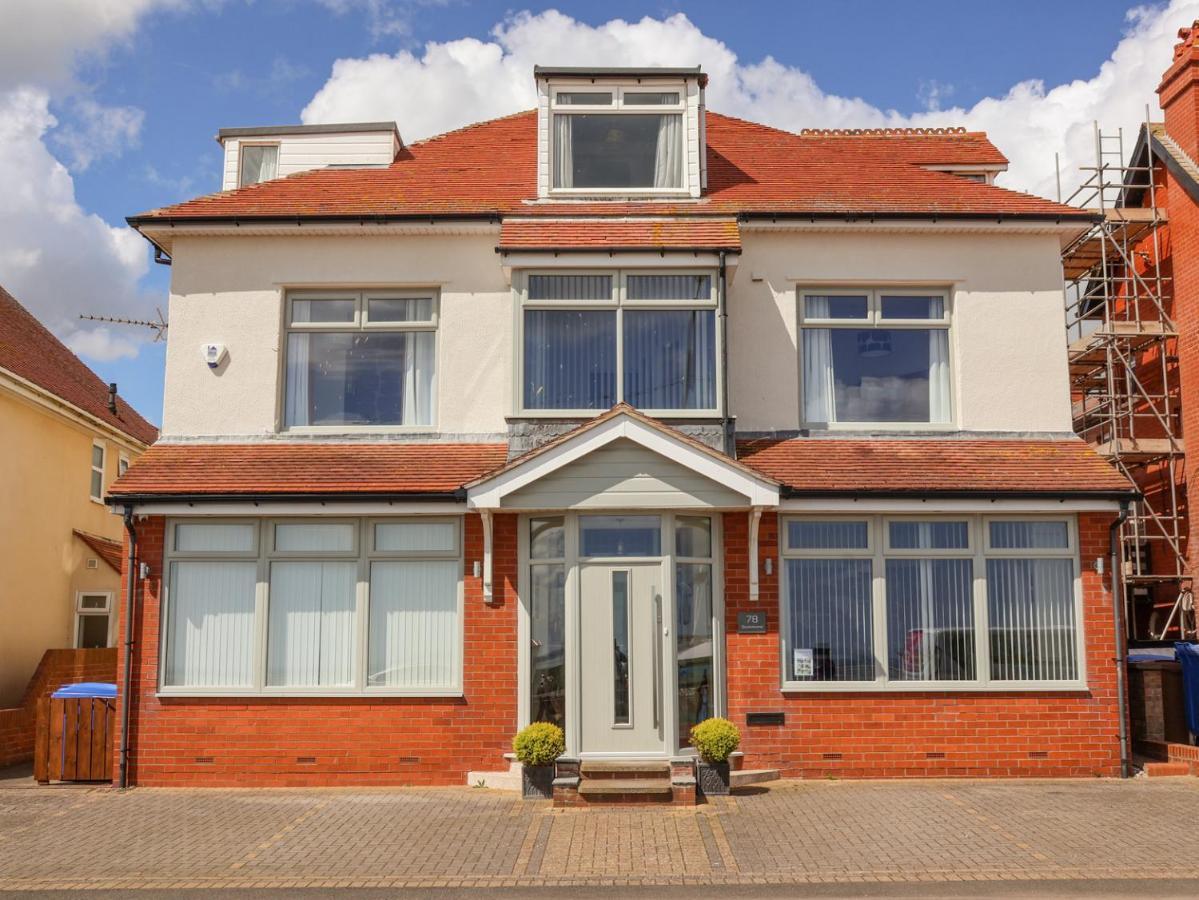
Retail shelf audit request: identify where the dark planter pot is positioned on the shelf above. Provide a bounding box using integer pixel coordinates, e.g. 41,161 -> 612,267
522,764 -> 555,799
697,760 -> 730,796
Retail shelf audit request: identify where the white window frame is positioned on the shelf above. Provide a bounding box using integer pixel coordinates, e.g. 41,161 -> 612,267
89,440 -> 106,503
238,141 -> 279,188
280,289 -> 439,434
74,591 -> 114,648
158,517 -> 464,698
778,515 -> 1085,693
797,286 -> 955,430
515,269 -> 721,418
118,453 -> 130,478
547,80 -> 690,197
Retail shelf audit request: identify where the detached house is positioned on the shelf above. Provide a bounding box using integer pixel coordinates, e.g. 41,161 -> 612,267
112,67 -> 1133,789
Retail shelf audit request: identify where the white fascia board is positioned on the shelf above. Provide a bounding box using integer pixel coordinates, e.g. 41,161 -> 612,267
467,413 -> 778,509
779,497 -> 1121,513
126,501 -> 464,517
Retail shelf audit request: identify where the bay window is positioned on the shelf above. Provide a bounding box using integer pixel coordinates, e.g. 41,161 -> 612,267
550,88 -> 685,191
162,518 -> 462,695
800,288 -> 951,426
781,517 -> 1082,690
284,290 -> 437,430
521,271 -> 718,414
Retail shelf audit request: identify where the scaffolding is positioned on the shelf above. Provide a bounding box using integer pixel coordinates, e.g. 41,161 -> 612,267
1061,121 -> 1195,642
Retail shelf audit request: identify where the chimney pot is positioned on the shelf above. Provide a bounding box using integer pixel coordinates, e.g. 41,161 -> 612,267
107,382 -> 118,415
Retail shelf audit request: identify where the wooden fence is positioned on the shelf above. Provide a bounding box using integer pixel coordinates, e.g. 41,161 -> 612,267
33,696 -> 114,783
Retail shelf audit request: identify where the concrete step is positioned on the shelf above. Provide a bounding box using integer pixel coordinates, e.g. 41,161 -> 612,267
580,760 -> 671,777
731,768 -> 780,788
578,778 -> 673,797
1143,761 -> 1192,777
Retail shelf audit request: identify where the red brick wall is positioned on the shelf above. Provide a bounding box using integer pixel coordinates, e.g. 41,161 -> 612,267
724,511 -> 1122,778
0,648 -> 116,767
117,514 -> 518,787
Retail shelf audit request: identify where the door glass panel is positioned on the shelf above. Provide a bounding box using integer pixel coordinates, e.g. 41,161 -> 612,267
530,518 -> 565,560
580,515 -> 661,557
675,516 -> 711,558
77,615 -> 110,649
676,562 -> 713,741
612,570 -> 630,725
530,563 -> 566,728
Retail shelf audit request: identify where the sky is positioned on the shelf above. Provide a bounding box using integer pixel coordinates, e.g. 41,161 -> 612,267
0,0 -> 1196,427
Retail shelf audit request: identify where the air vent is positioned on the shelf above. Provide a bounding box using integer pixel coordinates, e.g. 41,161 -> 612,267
821,752 -> 843,761
398,756 -> 421,764
86,558 -> 99,570
925,752 -> 946,760
194,756 -> 214,764
296,756 -> 317,764
1028,751 -> 1049,759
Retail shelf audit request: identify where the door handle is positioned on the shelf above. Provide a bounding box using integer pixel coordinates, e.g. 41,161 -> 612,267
652,590 -> 662,731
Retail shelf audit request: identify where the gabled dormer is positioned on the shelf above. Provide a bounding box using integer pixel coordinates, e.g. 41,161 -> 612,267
534,66 -> 707,199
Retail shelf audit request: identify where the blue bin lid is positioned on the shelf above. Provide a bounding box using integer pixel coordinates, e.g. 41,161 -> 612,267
51,682 -> 117,699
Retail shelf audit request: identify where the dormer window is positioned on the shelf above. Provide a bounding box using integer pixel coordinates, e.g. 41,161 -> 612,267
238,143 -> 278,187
536,67 -> 706,199
552,88 -> 684,190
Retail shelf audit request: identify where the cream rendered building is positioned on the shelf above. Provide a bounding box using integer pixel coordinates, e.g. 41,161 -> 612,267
0,286 -> 156,706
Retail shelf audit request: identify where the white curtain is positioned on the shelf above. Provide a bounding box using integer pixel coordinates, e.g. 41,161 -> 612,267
267,561 -> 357,688
166,561 -> 257,688
928,328 -> 950,424
802,296 -> 835,423
653,114 -> 683,188
285,301 -> 311,427
368,560 -> 460,689
401,331 -> 436,426
554,115 -> 573,188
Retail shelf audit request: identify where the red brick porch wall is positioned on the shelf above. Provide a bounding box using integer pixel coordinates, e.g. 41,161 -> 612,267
0,648 -> 117,767
724,511 -> 1123,778
117,514 -> 518,787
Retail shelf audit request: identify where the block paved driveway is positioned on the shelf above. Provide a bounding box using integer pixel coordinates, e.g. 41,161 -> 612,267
1,774 -> 1198,892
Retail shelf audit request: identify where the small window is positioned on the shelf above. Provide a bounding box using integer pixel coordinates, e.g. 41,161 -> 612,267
786,520 -> 869,551
117,454 -> 130,477
75,593 -> 112,649
580,515 -> 661,557
274,522 -> 355,553
623,91 -> 680,105
556,91 -> 613,105
238,144 -> 278,187
374,521 -> 458,554
174,522 -> 257,554
89,442 -> 105,501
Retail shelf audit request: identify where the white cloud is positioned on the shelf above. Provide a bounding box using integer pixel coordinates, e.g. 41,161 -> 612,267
52,96 -> 144,170
0,0 -> 175,363
315,0 -> 449,41
302,3 -> 1199,199
0,88 -> 151,362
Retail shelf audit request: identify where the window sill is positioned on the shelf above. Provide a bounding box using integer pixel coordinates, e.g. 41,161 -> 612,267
802,423 -> 958,433
281,425 -> 440,435
779,680 -> 1088,694
511,410 -> 723,421
156,688 -> 465,699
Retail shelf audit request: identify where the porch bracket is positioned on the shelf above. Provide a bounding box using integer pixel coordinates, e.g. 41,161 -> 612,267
480,508 -> 495,604
749,505 -> 764,603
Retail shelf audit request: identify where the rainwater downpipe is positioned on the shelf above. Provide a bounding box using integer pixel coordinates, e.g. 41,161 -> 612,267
118,505 -> 138,789
1110,499 -> 1131,778
718,250 -> 732,456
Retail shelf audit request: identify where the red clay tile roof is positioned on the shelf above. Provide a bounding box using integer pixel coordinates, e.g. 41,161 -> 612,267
0,286 -> 157,445
498,218 -> 741,251
73,530 -> 123,573
736,438 -> 1135,497
108,442 -> 509,499
130,111 -> 1085,223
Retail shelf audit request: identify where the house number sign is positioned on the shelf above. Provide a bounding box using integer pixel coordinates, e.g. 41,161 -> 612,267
737,611 -> 767,634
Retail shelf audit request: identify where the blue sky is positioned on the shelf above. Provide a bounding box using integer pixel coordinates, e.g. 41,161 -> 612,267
0,0 -> 1187,427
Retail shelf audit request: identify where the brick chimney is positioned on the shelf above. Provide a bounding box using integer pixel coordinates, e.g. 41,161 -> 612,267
1159,20 -> 1199,158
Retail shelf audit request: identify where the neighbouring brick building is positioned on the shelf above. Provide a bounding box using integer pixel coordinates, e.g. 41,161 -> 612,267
110,65 -> 1133,791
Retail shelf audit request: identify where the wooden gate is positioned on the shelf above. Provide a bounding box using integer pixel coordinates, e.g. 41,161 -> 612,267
34,696 -> 115,783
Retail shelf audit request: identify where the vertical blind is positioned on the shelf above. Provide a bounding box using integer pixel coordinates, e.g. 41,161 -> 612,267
267,561 -> 357,688
368,560 -> 460,689
622,310 -> 715,409
987,558 -> 1077,681
165,561 -> 257,687
786,558 -> 875,682
523,310 -> 616,409
885,558 -> 975,681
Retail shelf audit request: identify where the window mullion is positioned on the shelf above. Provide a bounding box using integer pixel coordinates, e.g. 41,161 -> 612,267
872,516 -> 888,685
973,516 -> 991,687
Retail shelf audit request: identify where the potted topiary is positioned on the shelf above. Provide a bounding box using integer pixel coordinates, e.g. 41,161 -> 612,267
513,722 -> 565,799
690,717 -> 740,796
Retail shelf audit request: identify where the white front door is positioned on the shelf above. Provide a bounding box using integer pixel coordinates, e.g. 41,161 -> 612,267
578,562 -> 665,755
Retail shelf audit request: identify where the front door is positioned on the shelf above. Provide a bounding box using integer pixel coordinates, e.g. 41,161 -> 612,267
579,562 -> 665,754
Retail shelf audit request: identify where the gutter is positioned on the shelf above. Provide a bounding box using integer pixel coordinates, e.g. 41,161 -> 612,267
737,210 -> 1101,225
125,212 -> 503,229
778,487 -> 1139,502
118,506 -> 138,790
1110,500 -> 1132,778
718,249 -> 733,456
496,246 -> 741,255
107,489 -> 467,505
